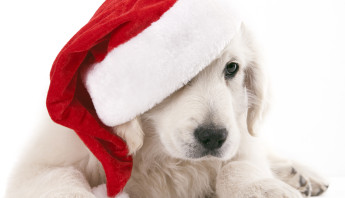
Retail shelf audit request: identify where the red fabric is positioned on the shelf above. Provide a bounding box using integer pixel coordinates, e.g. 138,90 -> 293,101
46,0 -> 177,196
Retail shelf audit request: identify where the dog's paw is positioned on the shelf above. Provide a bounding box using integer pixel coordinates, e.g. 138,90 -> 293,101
271,162 -> 328,197
216,161 -> 303,198
307,171 -> 329,196
217,178 -> 302,198
273,166 -> 311,197
243,179 -> 303,198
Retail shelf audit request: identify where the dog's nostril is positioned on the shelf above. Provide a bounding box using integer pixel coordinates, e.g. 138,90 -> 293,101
194,126 -> 228,150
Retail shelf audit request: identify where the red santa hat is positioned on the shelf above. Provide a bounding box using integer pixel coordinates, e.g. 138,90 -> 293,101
47,0 -> 241,196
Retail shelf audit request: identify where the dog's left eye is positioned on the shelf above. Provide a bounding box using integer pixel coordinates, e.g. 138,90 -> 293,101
224,62 -> 239,79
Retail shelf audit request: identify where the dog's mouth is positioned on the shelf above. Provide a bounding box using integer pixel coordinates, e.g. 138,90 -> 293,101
185,143 -> 225,159
193,150 -> 223,159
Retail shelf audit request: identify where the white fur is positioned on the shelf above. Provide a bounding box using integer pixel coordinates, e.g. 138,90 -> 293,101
83,0 -> 241,126
5,26 -> 327,198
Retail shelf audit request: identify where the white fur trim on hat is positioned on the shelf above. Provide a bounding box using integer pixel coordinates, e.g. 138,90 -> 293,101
83,0 -> 242,126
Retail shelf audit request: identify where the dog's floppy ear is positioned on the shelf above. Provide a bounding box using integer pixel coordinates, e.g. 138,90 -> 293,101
113,117 -> 144,155
242,25 -> 269,136
245,64 -> 268,136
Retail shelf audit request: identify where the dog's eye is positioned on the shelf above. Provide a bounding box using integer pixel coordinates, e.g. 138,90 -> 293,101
224,62 -> 239,79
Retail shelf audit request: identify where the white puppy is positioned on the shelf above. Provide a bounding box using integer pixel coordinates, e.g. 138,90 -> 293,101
5,25 -> 328,198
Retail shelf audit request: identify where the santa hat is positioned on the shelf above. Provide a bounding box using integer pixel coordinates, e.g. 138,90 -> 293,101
47,0 -> 241,196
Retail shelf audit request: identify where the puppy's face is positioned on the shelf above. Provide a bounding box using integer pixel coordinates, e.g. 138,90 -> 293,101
141,26 -> 266,160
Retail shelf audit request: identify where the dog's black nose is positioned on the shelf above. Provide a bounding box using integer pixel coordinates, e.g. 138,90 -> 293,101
194,126 -> 228,150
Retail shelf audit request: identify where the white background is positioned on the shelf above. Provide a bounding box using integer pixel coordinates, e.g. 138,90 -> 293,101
0,0 -> 344,197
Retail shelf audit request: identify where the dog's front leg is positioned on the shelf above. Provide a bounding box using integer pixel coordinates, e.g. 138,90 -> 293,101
6,165 -> 96,198
216,161 -> 303,198
5,120 -> 101,198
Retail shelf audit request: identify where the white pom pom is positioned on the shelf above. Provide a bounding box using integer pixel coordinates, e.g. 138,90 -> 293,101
115,192 -> 130,198
92,184 -> 129,198
92,184 -> 108,198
